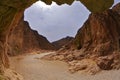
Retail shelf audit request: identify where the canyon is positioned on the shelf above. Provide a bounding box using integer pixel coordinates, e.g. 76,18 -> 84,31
10,52 -> 120,80
0,0 -> 119,80
7,16 -> 55,56
42,3 -> 120,74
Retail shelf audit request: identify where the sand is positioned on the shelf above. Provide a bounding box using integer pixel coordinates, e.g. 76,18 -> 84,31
10,52 -> 120,80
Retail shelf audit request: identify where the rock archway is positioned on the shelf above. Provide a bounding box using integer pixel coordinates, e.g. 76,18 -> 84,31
0,0 -> 114,76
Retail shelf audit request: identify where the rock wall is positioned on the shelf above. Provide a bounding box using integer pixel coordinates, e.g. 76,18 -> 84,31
42,3 -> 120,74
8,16 -> 55,56
74,9 -> 120,69
0,0 -> 115,76
75,10 -> 120,51
0,0 -> 38,74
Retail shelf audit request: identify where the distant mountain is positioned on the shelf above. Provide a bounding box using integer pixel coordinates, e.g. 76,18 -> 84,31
7,16 -> 55,56
52,36 -> 74,50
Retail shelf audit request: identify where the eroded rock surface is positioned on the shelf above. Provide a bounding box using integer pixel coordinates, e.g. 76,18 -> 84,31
42,3 -> 120,74
0,0 -> 37,74
0,0 -> 115,77
8,16 -> 55,56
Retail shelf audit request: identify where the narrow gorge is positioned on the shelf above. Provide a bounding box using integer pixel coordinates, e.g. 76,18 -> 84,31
0,0 -> 120,80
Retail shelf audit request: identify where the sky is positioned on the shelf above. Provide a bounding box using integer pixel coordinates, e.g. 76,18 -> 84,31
24,0 -> 120,42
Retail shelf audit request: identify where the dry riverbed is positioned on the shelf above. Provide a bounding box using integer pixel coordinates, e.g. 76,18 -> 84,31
10,52 -> 120,80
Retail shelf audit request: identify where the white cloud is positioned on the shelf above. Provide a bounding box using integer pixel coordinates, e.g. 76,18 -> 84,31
24,0 -> 120,42
24,1 -> 89,42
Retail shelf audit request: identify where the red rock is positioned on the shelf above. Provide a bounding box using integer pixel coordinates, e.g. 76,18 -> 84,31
42,3 -> 120,74
7,16 -> 55,56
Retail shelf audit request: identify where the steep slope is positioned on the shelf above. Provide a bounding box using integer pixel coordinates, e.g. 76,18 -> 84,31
52,36 -> 74,50
73,9 -> 120,70
7,16 -> 55,56
43,3 -> 120,74
0,0 -> 115,78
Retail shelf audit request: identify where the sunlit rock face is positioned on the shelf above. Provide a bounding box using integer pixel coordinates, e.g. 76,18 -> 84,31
0,0 -> 115,75
8,16 -> 55,56
42,3 -> 120,74
75,9 -> 120,52
75,10 -> 120,56
74,9 -> 120,69
0,0 -> 37,74
75,4 -> 120,70
68,4 -> 120,71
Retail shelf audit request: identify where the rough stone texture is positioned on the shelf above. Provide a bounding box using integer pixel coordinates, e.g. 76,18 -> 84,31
0,0 -> 37,74
7,16 -> 55,56
74,10 -> 120,54
4,69 -> 24,80
42,4 -> 120,74
68,59 -> 100,74
0,0 -> 115,76
52,36 -> 74,50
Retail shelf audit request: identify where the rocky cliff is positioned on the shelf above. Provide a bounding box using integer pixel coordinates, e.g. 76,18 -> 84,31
0,0 -> 115,78
0,0 -> 37,76
52,36 -> 74,50
73,9 -> 120,70
7,16 -> 55,56
42,3 -> 120,74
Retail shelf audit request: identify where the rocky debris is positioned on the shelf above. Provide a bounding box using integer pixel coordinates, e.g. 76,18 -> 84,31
7,16 -> 55,56
52,36 -> 74,50
0,0 -> 115,76
0,0 -> 38,75
42,3 -> 120,74
96,51 -> 120,70
68,59 -> 100,75
4,69 -> 23,80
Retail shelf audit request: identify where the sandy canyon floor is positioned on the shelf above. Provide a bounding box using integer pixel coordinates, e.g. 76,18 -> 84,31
10,52 -> 120,80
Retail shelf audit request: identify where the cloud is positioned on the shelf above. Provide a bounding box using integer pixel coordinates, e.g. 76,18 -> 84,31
112,0 -> 120,7
25,1 -> 100,42
24,0 -> 120,42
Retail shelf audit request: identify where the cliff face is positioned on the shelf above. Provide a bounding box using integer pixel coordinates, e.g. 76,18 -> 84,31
52,36 -> 74,50
8,17 -> 55,56
43,3 -> 120,74
74,3 -> 120,58
0,0 -> 115,76
75,9 -> 120,53
74,9 -> 120,68
0,0 -> 37,74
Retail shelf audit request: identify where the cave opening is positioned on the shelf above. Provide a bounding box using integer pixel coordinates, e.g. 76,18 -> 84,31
24,0 -> 90,43
1,0 -> 120,80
